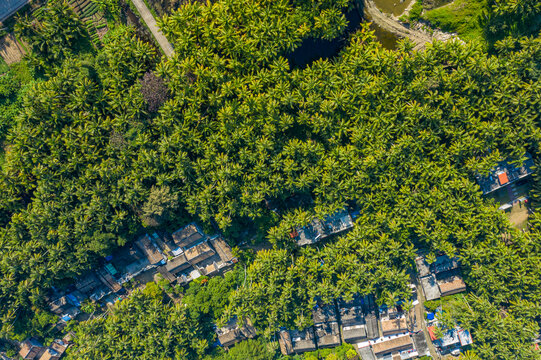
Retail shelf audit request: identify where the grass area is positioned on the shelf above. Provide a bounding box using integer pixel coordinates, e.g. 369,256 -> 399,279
0,58 -> 9,75
424,293 -> 465,313
505,201 -> 530,230
421,0 -> 486,41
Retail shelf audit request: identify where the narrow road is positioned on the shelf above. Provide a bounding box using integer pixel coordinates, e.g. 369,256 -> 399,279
414,277 -> 441,359
130,0 -> 174,57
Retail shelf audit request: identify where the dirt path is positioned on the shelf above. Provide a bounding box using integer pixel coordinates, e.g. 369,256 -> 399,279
130,0 -> 174,57
363,0 -> 455,50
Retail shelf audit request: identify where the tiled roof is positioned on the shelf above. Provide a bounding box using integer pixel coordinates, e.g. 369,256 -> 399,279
371,335 -> 413,355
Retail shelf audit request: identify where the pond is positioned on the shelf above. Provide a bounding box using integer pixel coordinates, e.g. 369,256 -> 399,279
373,0 -> 414,16
287,3 -> 400,67
286,5 -> 363,67
366,14 -> 399,50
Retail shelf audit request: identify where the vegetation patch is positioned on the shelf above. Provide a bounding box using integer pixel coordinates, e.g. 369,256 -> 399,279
421,0 -> 486,41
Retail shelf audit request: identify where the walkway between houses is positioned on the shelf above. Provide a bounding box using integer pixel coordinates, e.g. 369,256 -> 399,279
414,277 -> 441,359
130,0 -> 175,57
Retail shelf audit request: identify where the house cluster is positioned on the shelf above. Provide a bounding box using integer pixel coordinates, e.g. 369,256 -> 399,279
416,255 -> 467,301
476,154 -> 534,195
292,209 -> 354,246
212,255 -> 473,360
45,223 -> 236,325
17,335 -> 71,360
276,294 -> 429,360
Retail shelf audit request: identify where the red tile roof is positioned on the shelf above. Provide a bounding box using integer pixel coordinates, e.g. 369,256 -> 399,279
498,172 -> 509,185
428,326 -> 438,341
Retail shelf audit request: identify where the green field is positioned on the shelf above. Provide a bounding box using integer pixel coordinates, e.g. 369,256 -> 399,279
422,0 -> 486,41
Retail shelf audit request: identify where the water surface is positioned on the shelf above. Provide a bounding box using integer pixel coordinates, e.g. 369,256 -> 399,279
373,0 -> 414,16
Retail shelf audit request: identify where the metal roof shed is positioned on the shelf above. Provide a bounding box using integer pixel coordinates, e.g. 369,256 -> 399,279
0,0 -> 28,22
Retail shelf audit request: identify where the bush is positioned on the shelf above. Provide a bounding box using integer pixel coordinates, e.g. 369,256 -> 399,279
224,339 -> 275,360
424,299 -> 440,313
139,71 -> 170,113
409,0 -> 423,22
346,349 -> 358,360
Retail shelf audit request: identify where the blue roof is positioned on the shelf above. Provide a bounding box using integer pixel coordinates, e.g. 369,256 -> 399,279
0,0 -> 28,21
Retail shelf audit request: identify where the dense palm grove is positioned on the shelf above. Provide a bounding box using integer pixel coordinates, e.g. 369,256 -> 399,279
0,0 -> 540,359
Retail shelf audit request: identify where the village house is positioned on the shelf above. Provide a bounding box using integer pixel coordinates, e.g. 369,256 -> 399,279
36,337 -> 70,360
74,272 -> 112,302
47,293 -> 82,323
75,272 -> 100,294
160,232 -> 237,283
135,234 -> 166,266
96,267 -> 122,292
412,330 -> 430,357
108,245 -> 151,284
370,334 -> 418,360
416,255 -> 467,301
340,306 -> 367,343
314,322 -> 341,349
170,223 -> 206,251
279,328 -> 317,355
313,302 -> 338,324
48,296 -> 71,316
37,348 -> 60,360
438,276 -> 467,297
311,300 -> 341,348
380,317 -> 408,337
185,242 -> 216,266
293,209 -> 354,246
189,235 -> 237,276
216,317 -> 257,349
19,339 -> 44,360
162,254 -> 191,278
428,326 -> 473,355
360,295 -> 380,340
338,295 -> 369,343
357,345 -> 376,360
476,154 -> 534,195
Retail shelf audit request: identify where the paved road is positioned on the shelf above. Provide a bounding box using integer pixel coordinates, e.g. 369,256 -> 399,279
130,0 -> 174,57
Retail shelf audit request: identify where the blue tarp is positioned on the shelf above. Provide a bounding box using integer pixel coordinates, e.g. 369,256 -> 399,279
427,312 -> 435,320
66,293 -> 81,307
0,0 -> 28,21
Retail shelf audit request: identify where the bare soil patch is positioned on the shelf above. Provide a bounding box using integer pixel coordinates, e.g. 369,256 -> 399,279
507,202 -> 529,230
0,33 -> 26,64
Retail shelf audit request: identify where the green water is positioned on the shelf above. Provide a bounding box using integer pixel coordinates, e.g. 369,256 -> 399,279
363,6 -> 400,49
369,21 -> 399,49
373,0 -> 414,16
